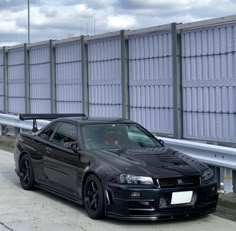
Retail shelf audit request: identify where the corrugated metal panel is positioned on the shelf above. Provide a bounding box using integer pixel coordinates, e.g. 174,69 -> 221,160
29,44 -> 51,113
8,47 -> 25,113
88,37 -> 122,117
0,49 -> 4,111
55,41 -> 82,113
128,31 -> 173,134
182,23 -> 236,142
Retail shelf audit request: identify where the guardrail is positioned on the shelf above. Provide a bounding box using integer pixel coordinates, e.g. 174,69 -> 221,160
0,113 -> 49,135
0,113 -> 235,193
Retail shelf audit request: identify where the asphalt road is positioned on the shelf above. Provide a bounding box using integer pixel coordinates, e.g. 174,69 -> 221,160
1,150 -> 236,231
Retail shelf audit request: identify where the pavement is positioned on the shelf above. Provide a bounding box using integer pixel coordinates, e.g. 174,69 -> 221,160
0,149 -> 236,231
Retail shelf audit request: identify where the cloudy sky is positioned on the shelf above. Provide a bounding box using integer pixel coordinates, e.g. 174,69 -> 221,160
0,0 -> 235,46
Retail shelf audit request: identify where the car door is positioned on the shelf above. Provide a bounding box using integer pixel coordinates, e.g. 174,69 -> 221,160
42,122 -> 80,196
33,121 -> 61,183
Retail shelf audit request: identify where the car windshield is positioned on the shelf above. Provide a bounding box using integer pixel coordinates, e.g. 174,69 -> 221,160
81,123 -> 162,150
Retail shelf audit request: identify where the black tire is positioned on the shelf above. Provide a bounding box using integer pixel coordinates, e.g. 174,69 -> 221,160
19,154 -> 34,190
83,174 -> 104,219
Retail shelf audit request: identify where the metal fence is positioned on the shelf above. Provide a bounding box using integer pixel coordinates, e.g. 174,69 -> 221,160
29,42 -> 51,113
128,26 -> 173,133
0,15 -> 236,143
55,38 -> 83,113
7,45 -> 25,113
181,20 -> 236,143
87,33 -> 122,117
0,48 -> 5,111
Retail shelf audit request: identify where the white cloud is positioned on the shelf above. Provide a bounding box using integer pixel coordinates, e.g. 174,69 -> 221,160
0,9 -> 27,34
120,0 -> 213,8
0,42 -> 18,47
142,0 -> 212,5
0,21 -> 26,33
107,15 -> 137,30
74,4 -> 94,16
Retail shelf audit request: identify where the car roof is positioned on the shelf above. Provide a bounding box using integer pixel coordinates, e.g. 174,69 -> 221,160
53,117 -> 135,125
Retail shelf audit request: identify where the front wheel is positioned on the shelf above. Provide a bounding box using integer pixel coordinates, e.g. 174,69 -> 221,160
83,174 -> 104,219
19,154 -> 34,190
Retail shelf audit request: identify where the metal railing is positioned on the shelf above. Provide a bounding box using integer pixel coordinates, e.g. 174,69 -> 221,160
0,113 -> 49,135
0,113 -> 235,193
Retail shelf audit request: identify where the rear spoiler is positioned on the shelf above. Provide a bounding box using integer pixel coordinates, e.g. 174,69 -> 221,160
19,113 -> 86,132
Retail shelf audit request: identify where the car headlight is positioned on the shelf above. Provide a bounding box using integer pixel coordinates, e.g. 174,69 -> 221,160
201,168 -> 214,183
119,174 -> 154,185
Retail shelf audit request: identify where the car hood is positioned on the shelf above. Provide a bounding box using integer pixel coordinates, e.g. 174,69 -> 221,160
92,147 -> 206,178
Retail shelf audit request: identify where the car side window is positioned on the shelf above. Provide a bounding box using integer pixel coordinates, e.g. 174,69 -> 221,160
51,122 -> 78,146
127,125 -> 157,148
39,122 -> 60,140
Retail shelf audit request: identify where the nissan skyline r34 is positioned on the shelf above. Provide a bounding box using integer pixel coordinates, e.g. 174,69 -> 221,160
14,114 -> 218,220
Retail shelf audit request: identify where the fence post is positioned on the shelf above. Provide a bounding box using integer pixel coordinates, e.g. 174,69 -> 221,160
171,23 -> 183,139
0,125 -> 3,136
211,166 -> 221,190
233,170 -> 236,193
24,43 -> 30,113
224,168 -> 233,193
49,40 -> 56,113
81,36 -> 89,116
120,30 -> 129,119
3,46 -> 8,113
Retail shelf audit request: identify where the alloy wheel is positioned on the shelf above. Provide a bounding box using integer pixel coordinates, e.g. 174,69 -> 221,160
19,155 -> 34,190
84,175 -> 104,219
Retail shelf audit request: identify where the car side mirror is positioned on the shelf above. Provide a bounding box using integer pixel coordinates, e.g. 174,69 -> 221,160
64,141 -> 80,152
157,139 -> 165,147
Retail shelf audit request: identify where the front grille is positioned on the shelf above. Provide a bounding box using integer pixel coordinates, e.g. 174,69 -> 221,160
158,176 -> 200,188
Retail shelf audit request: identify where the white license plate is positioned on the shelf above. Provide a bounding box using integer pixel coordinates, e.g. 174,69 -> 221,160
171,191 -> 193,205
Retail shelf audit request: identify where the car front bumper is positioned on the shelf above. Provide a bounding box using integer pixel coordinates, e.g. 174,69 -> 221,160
104,182 -> 218,220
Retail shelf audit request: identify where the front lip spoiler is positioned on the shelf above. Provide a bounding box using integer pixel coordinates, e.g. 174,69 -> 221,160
106,207 -> 216,221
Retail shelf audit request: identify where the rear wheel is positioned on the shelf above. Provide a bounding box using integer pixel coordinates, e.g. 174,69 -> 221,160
19,154 -> 34,190
84,174 -> 104,219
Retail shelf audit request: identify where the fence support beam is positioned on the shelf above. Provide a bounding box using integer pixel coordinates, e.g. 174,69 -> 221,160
81,36 -> 89,116
223,168 -> 233,193
120,30 -> 129,119
212,166 -> 221,189
49,40 -> 56,113
3,47 -> 8,113
24,44 -> 30,113
233,170 -> 236,193
172,23 -> 183,139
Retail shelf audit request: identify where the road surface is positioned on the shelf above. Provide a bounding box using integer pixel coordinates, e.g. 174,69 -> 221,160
0,150 -> 236,231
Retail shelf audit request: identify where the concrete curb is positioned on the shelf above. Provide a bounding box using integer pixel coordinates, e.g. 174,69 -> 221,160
218,193 -> 236,211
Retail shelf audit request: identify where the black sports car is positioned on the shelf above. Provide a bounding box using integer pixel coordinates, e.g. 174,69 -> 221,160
14,114 -> 218,220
